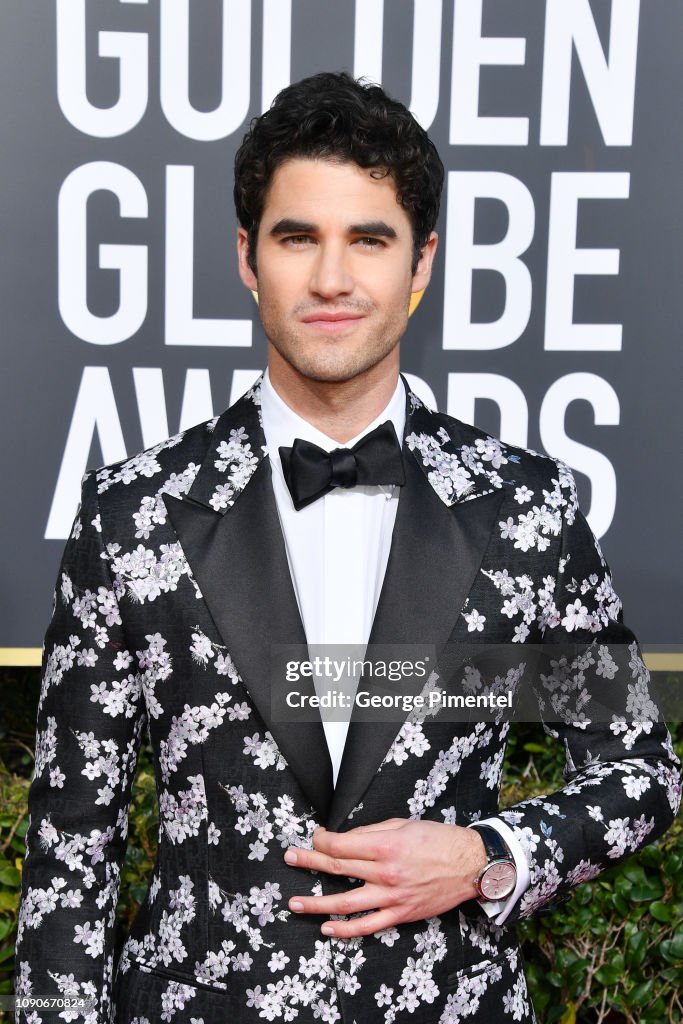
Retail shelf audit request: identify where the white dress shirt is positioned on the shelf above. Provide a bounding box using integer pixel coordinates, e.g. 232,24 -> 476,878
259,368 -> 529,924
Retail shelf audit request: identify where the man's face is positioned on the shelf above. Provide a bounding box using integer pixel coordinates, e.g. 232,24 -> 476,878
237,157 -> 437,386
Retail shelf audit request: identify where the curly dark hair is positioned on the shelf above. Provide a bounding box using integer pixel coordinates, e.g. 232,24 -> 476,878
234,71 -> 444,275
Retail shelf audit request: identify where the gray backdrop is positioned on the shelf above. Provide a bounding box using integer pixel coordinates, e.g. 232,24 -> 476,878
1,0 -> 681,653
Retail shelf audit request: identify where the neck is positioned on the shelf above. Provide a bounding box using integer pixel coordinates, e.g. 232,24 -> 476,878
267,349 -> 400,444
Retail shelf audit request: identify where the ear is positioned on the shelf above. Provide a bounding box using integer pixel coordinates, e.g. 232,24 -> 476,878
410,231 -> 438,294
237,227 -> 258,291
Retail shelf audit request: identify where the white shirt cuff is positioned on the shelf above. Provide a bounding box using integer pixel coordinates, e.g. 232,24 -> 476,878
468,817 -> 531,925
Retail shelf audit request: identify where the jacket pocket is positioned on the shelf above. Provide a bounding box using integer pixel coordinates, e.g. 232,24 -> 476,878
446,942 -> 523,988
113,958 -> 242,1024
117,955 -> 228,992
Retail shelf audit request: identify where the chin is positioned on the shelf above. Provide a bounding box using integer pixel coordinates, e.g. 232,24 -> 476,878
294,358 -> 387,384
290,346 -> 398,385
269,332 -> 399,385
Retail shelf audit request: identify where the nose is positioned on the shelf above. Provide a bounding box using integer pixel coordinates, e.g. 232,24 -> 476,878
309,241 -> 354,299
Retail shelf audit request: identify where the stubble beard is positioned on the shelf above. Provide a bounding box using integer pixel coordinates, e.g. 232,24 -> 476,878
259,298 -> 411,385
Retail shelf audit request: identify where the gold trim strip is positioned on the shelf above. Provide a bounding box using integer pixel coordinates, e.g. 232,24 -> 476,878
643,653 -> 683,672
1,650 -> 682,670
0,649 -> 42,667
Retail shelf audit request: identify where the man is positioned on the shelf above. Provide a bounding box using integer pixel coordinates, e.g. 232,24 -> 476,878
14,72 -> 681,1024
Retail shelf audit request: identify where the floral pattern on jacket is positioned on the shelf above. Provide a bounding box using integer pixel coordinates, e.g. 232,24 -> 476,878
14,375 -> 681,1023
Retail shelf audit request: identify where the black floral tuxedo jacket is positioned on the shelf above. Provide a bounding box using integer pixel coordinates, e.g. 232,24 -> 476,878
14,375 -> 681,1024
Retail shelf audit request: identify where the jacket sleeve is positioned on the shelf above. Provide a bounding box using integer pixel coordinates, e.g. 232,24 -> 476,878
14,471 -> 147,1023
497,463 -> 682,925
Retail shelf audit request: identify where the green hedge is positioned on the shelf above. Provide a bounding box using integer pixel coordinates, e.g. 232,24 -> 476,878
1,667 -> 681,1023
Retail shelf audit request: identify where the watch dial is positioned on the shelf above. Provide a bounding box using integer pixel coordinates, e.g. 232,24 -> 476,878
480,862 -> 516,900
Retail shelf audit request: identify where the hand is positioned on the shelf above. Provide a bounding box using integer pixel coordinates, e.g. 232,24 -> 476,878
283,817 -> 487,938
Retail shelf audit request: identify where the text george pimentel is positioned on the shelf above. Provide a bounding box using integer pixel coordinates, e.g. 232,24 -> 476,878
285,690 -> 513,711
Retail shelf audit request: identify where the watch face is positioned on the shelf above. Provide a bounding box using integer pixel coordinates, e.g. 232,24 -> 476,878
480,861 -> 516,900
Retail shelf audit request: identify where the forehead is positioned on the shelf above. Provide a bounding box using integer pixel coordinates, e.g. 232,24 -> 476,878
260,157 -> 409,230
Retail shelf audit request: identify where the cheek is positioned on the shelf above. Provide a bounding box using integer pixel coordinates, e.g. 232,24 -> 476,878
261,267 -> 302,305
363,263 -> 412,307
380,283 -> 413,320
257,280 -> 289,315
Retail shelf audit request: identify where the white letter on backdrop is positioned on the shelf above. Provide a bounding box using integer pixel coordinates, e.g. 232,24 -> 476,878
132,367 -> 217,444
539,373 -> 619,538
58,162 -> 148,344
450,0 -> 528,145
56,0 -> 148,137
545,172 -> 629,351
46,368 -> 127,539
160,0 -> 251,140
540,0 -> 640,145
443,171 -> 534,349
353,0 -> 443,130
447,373 -> 528,448
261,0 -> 291,112
165,166 -> 252,347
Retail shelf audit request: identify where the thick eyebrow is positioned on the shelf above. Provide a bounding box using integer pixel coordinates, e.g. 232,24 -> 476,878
269,218 -> 317,237
268,218 -> 397,239
347,221 -> 397,239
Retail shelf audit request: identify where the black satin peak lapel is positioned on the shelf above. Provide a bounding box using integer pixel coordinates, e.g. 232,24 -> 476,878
165,460 -> 334,822
326,454 -> 506,830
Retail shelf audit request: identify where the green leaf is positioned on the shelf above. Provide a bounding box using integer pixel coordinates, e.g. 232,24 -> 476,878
0,866 -> 20,887
640,997 -> 667,1022
615,876 -> 632,897
546,1006 -> 570,1024
648,900 -> 671,923
0,892 -> 17,912
625,980 -> 654,1007
576,887 -> 592,906
629,882 -> 663,902
621,864 -> 648,885
566,960 -> 588,993
129,884 -> 150,904
610,892 -> 629,915
606,992 -> 629,1014
595,965 -> 622,987
664,852 -> 681,874
556,949 -> 577,971
660,937 -> 683,963
626,931 -> 648,969
0,944 -> 15,965
523,743 -> 549,753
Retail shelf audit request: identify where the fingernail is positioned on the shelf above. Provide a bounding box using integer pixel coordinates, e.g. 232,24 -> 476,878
321,924 -> 335,936
289,900 -> 304,912
284,850 -> 298,865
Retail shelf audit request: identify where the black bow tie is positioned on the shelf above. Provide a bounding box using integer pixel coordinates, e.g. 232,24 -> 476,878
279,420 -> 406,511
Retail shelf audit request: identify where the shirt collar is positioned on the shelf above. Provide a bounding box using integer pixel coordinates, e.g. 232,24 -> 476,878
260,366 -> 406,456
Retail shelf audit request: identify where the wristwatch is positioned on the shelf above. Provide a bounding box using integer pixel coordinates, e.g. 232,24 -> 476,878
470,824 -> 517,902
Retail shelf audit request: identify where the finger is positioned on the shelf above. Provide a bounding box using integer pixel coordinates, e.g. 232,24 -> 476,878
283,846 -> 385,884
288,883 -> 388,918
310,827 -> 394,861
321,908 -> 399,939
338,818 -> 408,835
